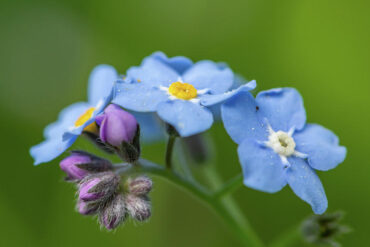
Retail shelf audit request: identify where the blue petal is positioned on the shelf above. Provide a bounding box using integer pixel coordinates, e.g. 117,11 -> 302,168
126,56 -> 179,87
133,112 -> 165,143
256,88 -> 306,132
156,100 -> 213,137
221,91 -> 268,144
88,65 -> 118,105
238,139 -> 287,193
150,51 -> 193,75
30,135 -> 77,165
208,103 -> 222,122
44,102 -> 90,139
200,80 -> 256,106
183,60 -> 234,94
113,82 -> 169,112
207,76 -> 253,121
294,124 -> 347,171
286,157 -> 328,214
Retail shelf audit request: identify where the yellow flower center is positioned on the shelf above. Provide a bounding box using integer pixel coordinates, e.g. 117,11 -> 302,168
83,122 -> 98,133
75,107 -> 95,127
168,82 -> 197,100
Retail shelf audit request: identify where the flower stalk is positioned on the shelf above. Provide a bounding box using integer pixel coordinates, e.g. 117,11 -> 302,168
165,135 -> 176,169
213,173 -> 244,199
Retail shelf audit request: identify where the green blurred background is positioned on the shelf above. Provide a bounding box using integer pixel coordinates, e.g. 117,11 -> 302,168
0,0 -> 369,246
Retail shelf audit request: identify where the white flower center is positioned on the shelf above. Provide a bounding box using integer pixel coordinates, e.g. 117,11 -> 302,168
263,124 -> 308,166
266,130 -> 296,156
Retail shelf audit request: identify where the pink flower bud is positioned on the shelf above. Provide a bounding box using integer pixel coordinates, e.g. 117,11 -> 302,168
97,104 -> 138,147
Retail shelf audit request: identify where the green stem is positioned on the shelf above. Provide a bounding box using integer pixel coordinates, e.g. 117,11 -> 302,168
213,173 -> 243,199
204,168 -> 264,247
132,159 -> 264,247
165,135 -> 176,169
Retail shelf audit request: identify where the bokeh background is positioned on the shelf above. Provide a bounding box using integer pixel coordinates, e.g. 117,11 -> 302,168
0,0 -> 369,246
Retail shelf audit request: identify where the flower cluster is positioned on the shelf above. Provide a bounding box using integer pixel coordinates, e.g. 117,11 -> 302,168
30,51 -> 346,232
60,151 -> 152,230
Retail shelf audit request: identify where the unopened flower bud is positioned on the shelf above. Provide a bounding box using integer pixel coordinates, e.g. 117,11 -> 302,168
127,176 -> 153,196
77,200 -> 100,215
301,211 -> 351,246
60,151 -> 113,181
96,104 -> 141,163
78,172 -> 120,203
125,194 -> 151,222
82,131 -> 115,154
99,194 -> 126,230
97,104 -> 138,146
60,154 -> 90,180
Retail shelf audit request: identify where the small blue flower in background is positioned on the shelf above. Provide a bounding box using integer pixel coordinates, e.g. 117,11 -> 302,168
30,65 -> 118,165
112,52 -> 256,137
221,88 -> 346,214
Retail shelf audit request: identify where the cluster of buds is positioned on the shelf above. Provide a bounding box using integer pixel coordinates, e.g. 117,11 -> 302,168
78,174 -> 152,229
301,211 -> 351,246
59,151 -> 152,230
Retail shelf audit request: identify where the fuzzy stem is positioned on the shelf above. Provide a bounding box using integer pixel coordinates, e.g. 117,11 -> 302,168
165,135 -> 176,169
120,158 -> 264,247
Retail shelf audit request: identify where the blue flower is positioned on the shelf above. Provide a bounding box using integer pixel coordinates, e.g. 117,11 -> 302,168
112,52 -> 256,137
221,88 -> 346,214
135,74 -> 250,144
30,65 -> 118,165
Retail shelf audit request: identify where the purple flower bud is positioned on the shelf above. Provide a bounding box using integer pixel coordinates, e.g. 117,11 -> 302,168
125,194 -> 151,222
127,176 -> 153,196
99,194 -> 126,230
60,151 -> 113,181
77,200 -> 100,215
78,172 -> 120,203
97,104 -> 138,147
60,154 -> 91,180
79,178 -> 101,201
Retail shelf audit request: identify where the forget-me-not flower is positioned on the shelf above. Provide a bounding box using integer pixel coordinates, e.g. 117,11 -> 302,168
112,52 -> 256,137
221,88 -> 346,214
30,65 -> 118,165
134,74 -> 250,143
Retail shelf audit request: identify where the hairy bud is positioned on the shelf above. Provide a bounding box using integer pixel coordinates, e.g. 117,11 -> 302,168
60,151 -> 113,181
78,172 -> 120,203
301,211 -> 351,247
99,194 -> 126,230
125,194 -> 151,222
127,176 -> 153,196
77,200 -> 100,215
